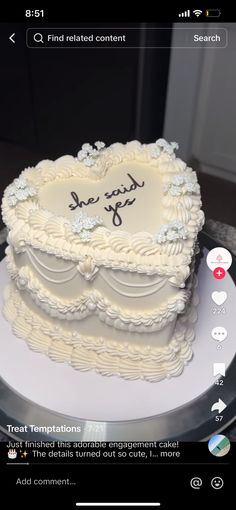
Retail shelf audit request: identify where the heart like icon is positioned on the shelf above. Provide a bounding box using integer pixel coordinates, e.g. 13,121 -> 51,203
211,291 -> 227,306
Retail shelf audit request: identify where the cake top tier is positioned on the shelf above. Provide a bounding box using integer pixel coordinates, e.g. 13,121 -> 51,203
2,139 -> 204,281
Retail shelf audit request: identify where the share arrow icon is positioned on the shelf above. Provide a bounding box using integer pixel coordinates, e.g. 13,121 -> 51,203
211,398 -> 227,414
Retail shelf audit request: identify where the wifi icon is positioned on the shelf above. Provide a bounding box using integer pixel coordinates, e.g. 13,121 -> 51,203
193,9 -> 203,17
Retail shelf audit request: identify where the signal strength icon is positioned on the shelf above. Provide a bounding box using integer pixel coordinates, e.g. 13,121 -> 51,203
193,9 -> 203,17
178,10 -> 190,17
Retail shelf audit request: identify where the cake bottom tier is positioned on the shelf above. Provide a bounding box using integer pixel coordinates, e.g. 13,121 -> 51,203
3,281 -> 198,382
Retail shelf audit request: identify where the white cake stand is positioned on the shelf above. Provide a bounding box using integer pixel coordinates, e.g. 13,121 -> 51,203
0,233 -> 235,440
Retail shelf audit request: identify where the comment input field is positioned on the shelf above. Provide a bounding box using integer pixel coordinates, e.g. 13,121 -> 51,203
26,28 -> 228,49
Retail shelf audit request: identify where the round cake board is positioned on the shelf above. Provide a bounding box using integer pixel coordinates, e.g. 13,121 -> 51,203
0,248 -> 235,422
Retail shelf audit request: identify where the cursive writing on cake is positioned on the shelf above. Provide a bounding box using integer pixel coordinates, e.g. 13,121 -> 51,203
69,173 -> 145,226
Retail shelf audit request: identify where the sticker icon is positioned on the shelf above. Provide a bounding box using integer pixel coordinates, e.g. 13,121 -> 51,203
211,327 -> 227,342
207,247 -> 232,272
211,477 -> 224,490
20,450 -> 29,459
211,291 -> 227,305
8,449 -> 17,459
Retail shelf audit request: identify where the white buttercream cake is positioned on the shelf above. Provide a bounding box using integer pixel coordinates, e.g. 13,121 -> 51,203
1,140 -> 204,382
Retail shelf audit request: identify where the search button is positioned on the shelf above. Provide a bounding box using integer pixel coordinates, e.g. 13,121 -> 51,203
190,477 -> 203,489
33,32 -> 44,43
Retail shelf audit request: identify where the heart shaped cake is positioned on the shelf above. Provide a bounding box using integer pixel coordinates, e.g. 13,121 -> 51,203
1,139 -> 204,382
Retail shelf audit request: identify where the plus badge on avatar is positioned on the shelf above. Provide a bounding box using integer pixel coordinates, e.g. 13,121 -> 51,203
213,267 -> 226,280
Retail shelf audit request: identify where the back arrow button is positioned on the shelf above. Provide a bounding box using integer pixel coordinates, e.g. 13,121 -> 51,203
9,33 -> 16,44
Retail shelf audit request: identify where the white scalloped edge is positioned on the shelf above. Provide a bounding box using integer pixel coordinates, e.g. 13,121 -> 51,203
6,250 -> 190,331
2,279 -> 199,383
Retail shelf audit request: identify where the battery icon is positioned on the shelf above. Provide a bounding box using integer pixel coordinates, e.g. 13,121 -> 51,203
205,9 -> 221,17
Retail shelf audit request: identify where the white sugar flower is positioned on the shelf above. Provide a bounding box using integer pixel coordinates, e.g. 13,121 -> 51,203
150,139 -> 179,159
156,139 -> 168,148
172,174 -> 185,186
183,182 -> 199,193
185,172 -> 197,184
157,234 -> 166,243
170,186 -> 183,196
77,149 -> 87,161
166,230 -> 178,241
95,141 -> 105,150
6,177 -> 37,207
150,146 -> 161,158
172,220 -> 187,230
82,143 -> 94,152
158,139 -> 178,154
84,157 -> 96,167
71,212 -> 103,242
169,141 -> 179,152
79,230 -> 92,242
156,221 -> 188,244
163,173 -> 199,196
77,141 -> 106,167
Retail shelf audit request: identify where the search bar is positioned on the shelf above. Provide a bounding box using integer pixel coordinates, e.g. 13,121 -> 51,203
26,28 -> 227,49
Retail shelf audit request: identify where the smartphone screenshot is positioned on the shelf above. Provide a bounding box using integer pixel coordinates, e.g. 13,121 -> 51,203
0,6 -> 235,508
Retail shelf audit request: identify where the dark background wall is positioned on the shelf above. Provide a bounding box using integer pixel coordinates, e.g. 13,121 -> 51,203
0,23 -> 171,160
